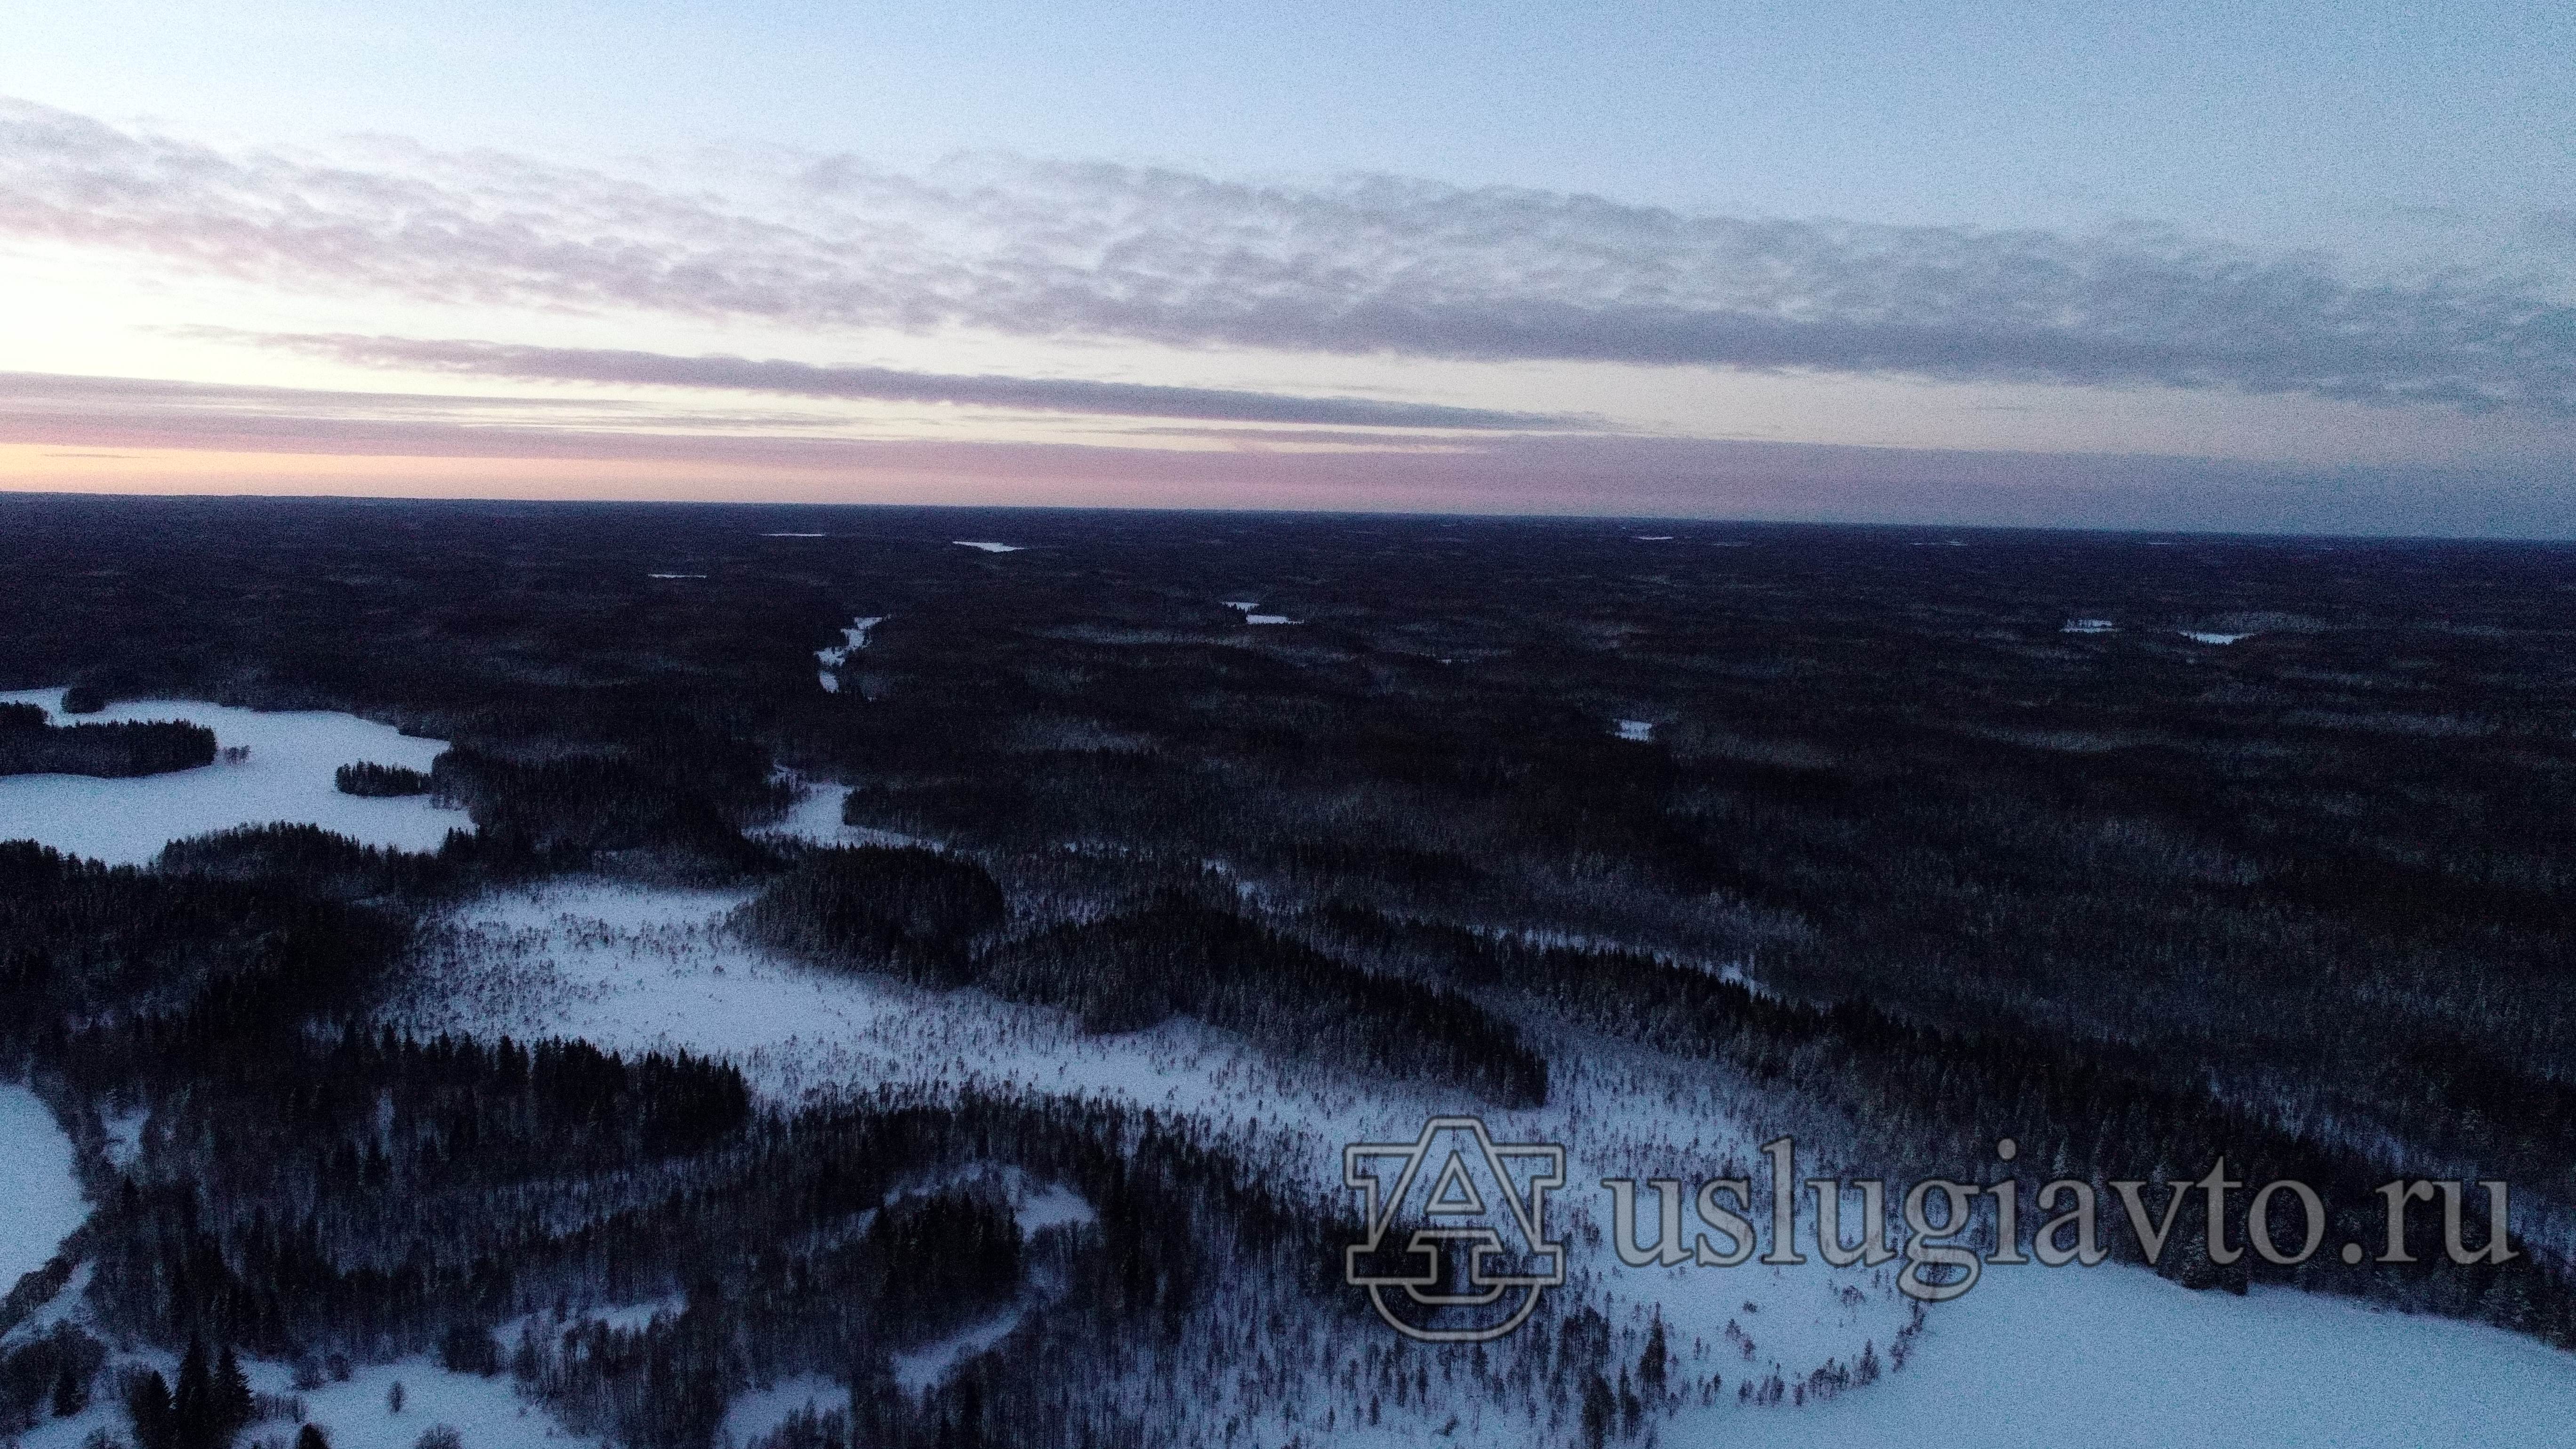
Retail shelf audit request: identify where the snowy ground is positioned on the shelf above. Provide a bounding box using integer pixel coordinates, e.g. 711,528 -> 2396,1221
31,1307 -> 679,1449
8,1288 -> 600,1449
1739,1264 -> 2576,1448
0,688 -> 471,866
719,1375 -> 843,1446
813,617 -> 884,694
754,780 -> 934,851
393,884 -> 1936,1422
0,1084 -> 84,1293
245,1359 -> 572,1449
1224,601 -> 1301,624
891,1307 -> 1033,1394
952,541 -> 1022,553
393,878 -> 2576,1446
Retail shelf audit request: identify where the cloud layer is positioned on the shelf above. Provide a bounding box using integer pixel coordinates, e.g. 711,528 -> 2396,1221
8,366 -> 2565,538
227,333 -> 1577,429
5,99 -> 2571,415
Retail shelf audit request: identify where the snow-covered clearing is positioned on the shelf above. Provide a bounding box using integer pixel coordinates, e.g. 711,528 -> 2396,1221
1225,601 -> 1300,623
400,883 -> 1909,1395
756,780 -> 934,850
8,1353 -> 568,1449
1614,719 -> 1655,742
814,619 -> 884,667
401,884 -> 1796,1204
892,1307 -> 1031,1393
646,573 -> 707,580
0,1085 -> 83,1293
1633,535 -> 1675,541
244,1357 -> 565,1449
2,1261 -> 93,1349
887,1164 -> 1098,1240
721,1375 -> 844,1446
395,881 -> 2576,1446
0,688 -> 470,866
814,617 -> 885,694
101,1103 -> 148,1168
2061,618 -> 2117,634
876,1168 -> 1097,1396
952,541 -> 1022,553
2180,630 -> 2255,645
1009,1179 -> 1095,1233
499,1296 -> 689,1341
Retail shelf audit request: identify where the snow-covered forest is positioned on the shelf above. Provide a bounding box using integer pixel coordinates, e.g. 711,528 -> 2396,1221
5,495 -> 2576,1448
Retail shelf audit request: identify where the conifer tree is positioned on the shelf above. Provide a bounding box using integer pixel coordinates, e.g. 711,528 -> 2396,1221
126,1369 -> 176,1449
172,1340 -> 211,1449
214,1347 -> 253,1439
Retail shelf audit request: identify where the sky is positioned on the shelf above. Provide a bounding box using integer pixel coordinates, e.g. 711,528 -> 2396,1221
1,1 -> 2571,533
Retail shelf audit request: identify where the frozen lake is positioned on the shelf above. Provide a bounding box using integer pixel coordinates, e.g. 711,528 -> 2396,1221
1739,1263 -> 2576,1449
0,1084 -> 84,1291
0,688 -> 472,866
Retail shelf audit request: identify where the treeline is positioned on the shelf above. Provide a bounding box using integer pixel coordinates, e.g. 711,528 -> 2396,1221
427,735 -> 787,880
0,839 -> 410,1073
0,1322 -> 108,1433
733,845 -> 1004,981
983,891 -> 1547,1106
334,761 -> 432,797
736,849 -> 1547,1106
123,1339 -> 256,1449
152,824 -> 470,901
0,702 -> 216,777
91,1029 -> 753,1355
517,1184 -> 1027,1449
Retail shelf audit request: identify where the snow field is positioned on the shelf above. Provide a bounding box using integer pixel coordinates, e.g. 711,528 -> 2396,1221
813,617 -> 884,694
395,881 -> 2576,1447
9,1353 -> 572,1449
0,1084 -> 85,1295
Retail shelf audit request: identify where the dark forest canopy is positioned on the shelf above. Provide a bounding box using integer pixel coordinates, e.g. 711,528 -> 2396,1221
0,705 -> 216,779
4,495 -> 2576,1448
333,761 -> 432,797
